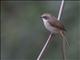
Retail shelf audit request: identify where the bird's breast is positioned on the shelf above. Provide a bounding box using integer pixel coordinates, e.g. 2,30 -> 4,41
42,19 -> 59,33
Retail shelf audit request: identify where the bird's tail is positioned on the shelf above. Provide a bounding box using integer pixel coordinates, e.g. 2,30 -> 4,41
60,31 -> 70,48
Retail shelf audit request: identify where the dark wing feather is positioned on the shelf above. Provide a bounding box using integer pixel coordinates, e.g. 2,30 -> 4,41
48,16 -> 66,31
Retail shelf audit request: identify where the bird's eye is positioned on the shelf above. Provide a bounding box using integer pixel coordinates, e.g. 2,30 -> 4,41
42,16 -> 49,19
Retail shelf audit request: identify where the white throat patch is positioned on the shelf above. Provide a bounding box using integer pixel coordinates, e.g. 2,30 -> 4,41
42,18 -> 58,33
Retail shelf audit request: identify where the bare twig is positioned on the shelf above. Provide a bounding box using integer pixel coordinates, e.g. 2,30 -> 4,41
37,0 -> 65,60
58,0 -> 64,20
37,33 -> 53,60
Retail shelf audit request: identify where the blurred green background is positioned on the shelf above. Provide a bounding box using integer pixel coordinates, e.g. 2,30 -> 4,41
1,1 -> 80,60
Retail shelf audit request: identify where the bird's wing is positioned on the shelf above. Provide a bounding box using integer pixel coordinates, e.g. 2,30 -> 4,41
48,16 -> 66,31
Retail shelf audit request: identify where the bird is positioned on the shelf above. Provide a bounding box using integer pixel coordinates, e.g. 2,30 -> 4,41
40,13 -> 69,47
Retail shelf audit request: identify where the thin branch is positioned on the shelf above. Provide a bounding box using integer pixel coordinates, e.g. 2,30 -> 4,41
37,0 -> 64,60
58,0 -> 64,20
37,33 -> 53,60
